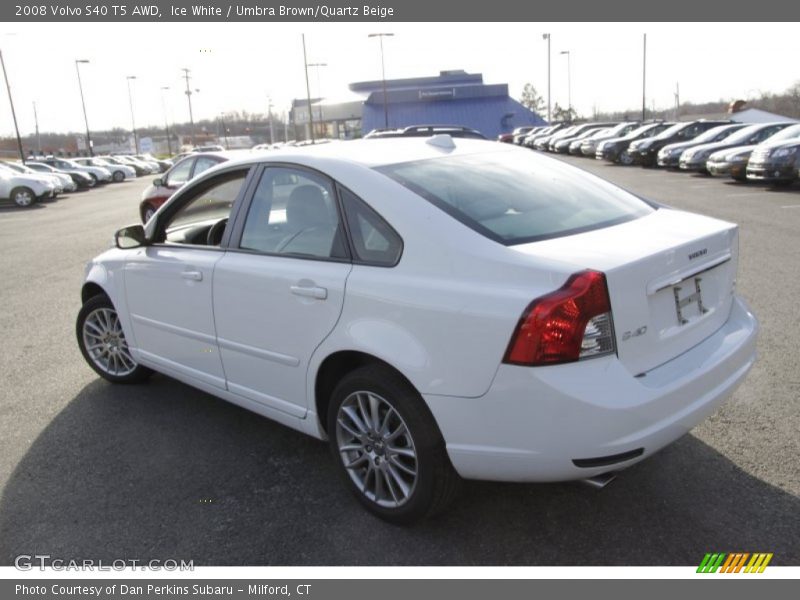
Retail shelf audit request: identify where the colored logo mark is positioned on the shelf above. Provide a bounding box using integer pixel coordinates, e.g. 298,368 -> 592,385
697,553 -> 773,573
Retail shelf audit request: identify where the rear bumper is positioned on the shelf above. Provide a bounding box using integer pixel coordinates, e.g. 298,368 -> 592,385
425,296 -> 758,482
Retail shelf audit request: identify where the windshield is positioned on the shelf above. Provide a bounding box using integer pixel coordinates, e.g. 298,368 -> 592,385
653,122 -> 691,140
722,124 -> 773,145
623,123 -> 668,140
763,124 -> 800,143
376,151 -> 653,246
691,124 -> 743,144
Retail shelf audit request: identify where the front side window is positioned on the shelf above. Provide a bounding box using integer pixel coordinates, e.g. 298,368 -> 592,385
240,167 -> 347,259
377,151 -> 653,246
160,171 -> 247,245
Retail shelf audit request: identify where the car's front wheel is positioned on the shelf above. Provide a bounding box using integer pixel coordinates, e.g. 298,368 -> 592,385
327,365 -> 460,523
142,204 -> 156,223
112,170 -> 125,182
10,186 -> 36,207
76,294 -> 152,384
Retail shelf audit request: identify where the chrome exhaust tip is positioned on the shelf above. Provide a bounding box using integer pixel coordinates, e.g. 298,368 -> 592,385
580,472 -> 617,489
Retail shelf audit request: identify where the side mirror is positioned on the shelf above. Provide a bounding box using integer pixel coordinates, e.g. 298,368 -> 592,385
115,224 -> 147,249
153,177 -> 163,187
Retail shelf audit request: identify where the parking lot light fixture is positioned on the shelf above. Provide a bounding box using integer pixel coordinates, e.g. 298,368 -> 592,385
368,33 -> 394,129
75,59 -> 93,156
126,76 -> 138,154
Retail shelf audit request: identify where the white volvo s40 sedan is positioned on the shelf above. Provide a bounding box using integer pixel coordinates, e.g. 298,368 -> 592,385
76,137 -> 758,522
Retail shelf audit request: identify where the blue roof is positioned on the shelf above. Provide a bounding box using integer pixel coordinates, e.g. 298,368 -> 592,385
362,97 -> 546,139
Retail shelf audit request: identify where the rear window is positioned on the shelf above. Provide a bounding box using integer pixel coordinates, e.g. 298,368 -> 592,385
376,151 -> 653,245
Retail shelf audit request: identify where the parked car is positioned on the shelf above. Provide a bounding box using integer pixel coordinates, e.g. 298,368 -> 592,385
0,162 -> 62,196
136,154 -> 173,172
708,123 -> 800,181
77,137 -> 758,523
75,157 -> 136,182
746,138 -> 800,185
656,123 -> 747,168
512,126 -> 539,144
580,122 -> 641,157
567,127 -> 615,155
111,155 -> 153,176
139,151 -> 234,222
5,161 -> 77,192
534,125 -> 579,150
628,120 -> 733,166
130,154 -> 164,173
26,161 -> 95,189
364,125 -> 486,139
40,157 -> 112,184
596,122 -> 674,164
193,144 -> 226,152
0,168 -> 55,207
679,122 -> 795,173
550,123 -> 616,153
523,123 -> 569,148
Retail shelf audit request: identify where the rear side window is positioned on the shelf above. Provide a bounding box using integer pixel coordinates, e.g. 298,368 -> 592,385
339,186 -> 402,266
376,151 -> 653,245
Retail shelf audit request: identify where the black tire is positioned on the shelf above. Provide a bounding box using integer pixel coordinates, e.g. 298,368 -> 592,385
327,364 -> 461,524
142,204 -> 156,223
76,294 -> 152,384
85,177 -> 96,188
112,170 -> 125,183
10,186 -> 36,208
89,173 -> 98,184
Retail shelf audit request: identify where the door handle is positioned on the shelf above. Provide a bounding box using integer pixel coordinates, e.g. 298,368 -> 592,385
290,285 -> 328,300
181,270 -> 203,281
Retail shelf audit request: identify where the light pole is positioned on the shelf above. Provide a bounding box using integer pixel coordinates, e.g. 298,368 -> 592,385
368,32 -> 393,129
0,50 -> 25,162
642,34 -> 647,122
33,101 -> 41,155
267,96 -> 275,145
218,113 -> 230,149
181,68 -> 196,146
160,86 -> 172,155
542,33 -> 551,122
560,50 -> 572,120
307,62 -> 327,132
75,59 -> 93,156
301,34 -> 315,144
126,75 -> 138,154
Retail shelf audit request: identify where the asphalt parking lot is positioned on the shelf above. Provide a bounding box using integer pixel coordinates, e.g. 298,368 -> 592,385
0,157 -> 798,566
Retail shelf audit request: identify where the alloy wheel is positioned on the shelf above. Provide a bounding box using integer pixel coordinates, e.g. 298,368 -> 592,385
335,391 -> 418,508
81,307 -> 137,377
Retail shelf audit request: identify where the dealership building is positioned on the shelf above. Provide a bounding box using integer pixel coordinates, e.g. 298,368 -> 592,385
291,70 -> 545,140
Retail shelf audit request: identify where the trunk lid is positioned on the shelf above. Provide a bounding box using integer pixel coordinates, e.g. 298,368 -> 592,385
511,209 -> 738,375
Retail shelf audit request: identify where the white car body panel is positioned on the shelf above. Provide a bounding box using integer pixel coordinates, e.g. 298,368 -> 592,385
81,139 -> 759,482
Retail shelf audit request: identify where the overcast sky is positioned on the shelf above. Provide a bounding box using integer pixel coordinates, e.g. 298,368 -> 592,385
1,22 -> 798,138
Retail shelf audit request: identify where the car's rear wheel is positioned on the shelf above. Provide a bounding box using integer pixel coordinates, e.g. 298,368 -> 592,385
618,151 -> 634,165
327,365 -> 460,523
76,294 -> 152,384
112,170 -> 125,182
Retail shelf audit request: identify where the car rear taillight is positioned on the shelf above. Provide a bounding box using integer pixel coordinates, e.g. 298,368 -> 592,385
503,270 -> 616,366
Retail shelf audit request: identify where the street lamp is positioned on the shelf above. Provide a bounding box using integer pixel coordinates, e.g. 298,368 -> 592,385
542,33 -> 551,122
126,75 -> 138,154
368,32 -> 394,129
301,34 -> 315,144
75,59 -> 93,156
160,86 -> 172,155
307,62 -> 327,132
0,49 -> 25,162
560,50 -> 572,119
181,68 -> 196,146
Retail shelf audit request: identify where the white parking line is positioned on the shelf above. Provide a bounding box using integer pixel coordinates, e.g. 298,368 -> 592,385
781,204 -> 800,209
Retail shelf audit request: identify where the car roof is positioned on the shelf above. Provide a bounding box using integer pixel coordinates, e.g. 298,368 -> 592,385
223,137 -> 518,172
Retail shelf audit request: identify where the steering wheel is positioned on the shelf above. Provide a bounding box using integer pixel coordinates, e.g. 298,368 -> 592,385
206,218 -> 228,246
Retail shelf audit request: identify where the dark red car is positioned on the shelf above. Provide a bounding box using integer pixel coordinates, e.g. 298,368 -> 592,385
139,152 -> 233,222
